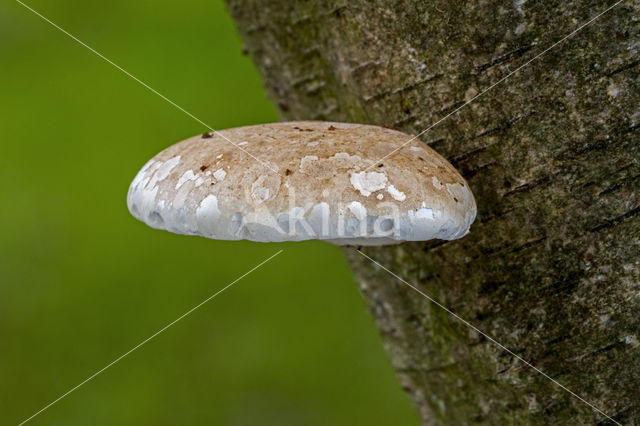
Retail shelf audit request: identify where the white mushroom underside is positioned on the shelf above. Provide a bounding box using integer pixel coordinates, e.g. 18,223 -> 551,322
127,159 -> 474,245
128,198 -> 471,245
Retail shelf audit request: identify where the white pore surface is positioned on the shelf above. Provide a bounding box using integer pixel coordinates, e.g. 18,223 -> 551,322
128,158 -> 475,246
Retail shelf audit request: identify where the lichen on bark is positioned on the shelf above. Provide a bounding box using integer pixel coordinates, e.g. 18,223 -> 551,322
225,0 -> 640,424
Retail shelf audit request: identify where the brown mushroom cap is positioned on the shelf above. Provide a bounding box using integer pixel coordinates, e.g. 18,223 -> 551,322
127,121 -> 476,245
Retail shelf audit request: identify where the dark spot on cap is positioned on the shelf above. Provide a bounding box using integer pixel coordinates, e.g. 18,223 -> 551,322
285,169 -> 292,176
328,125 -> 336,130
202,132 -> 214,139
454,197 -> 458,202
293,126 -> 301,130
200,165 -> 209,172
377,163 -> 384,168
304,128 -> 313,131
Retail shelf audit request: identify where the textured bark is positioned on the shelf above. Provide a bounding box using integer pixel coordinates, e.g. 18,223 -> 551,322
225,1 -> 640,424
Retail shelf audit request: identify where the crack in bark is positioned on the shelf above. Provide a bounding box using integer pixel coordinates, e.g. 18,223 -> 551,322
589,205 -> 640,232
598,172 -> 640,196
605,59 -> 640,77
364,74 -> 444,102
476,44 -> 537,72
503,175 -> 551,197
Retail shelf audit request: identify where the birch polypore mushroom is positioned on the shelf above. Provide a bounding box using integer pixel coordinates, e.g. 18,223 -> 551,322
127,121 -> 476,245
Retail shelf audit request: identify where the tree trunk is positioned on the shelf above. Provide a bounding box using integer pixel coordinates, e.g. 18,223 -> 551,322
225,1 -> 640,424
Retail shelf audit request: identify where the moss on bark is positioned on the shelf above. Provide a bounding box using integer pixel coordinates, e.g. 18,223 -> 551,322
226,0 -> 640,423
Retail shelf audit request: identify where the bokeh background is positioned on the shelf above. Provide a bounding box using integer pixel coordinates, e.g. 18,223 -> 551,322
0,1 -> 418,425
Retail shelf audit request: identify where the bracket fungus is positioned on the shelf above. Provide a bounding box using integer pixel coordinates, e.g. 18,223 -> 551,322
127,121 -> 476,246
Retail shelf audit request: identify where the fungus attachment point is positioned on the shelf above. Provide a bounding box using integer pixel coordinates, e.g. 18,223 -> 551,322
127,121 -> 476,245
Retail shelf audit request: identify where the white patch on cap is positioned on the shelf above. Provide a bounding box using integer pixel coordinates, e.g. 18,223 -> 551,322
196,195 -> 220,223
154,156 -> 181,182
127,157 -> 181,222
432,176 -> 444,190
350,171 -> 387,196
213,169 -> 226,181
176,170 -> 197,189
333,152 -> 351,159
130,160 -> 159,190
415,207 -> 434,220
216,154 -> 223,159
238,141 -> 249,146
171,183 -> 191,209
147,156 -> 181,189
139,185 -> 158,211
347,201 -> 367,220
377,194 -> 384,200
387,184 -> 406,201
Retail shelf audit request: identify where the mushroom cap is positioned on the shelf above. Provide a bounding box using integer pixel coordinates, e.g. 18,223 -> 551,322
127,121 -> 476,246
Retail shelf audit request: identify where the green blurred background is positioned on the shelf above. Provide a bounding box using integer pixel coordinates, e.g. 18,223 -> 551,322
0,1 -> 417,424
